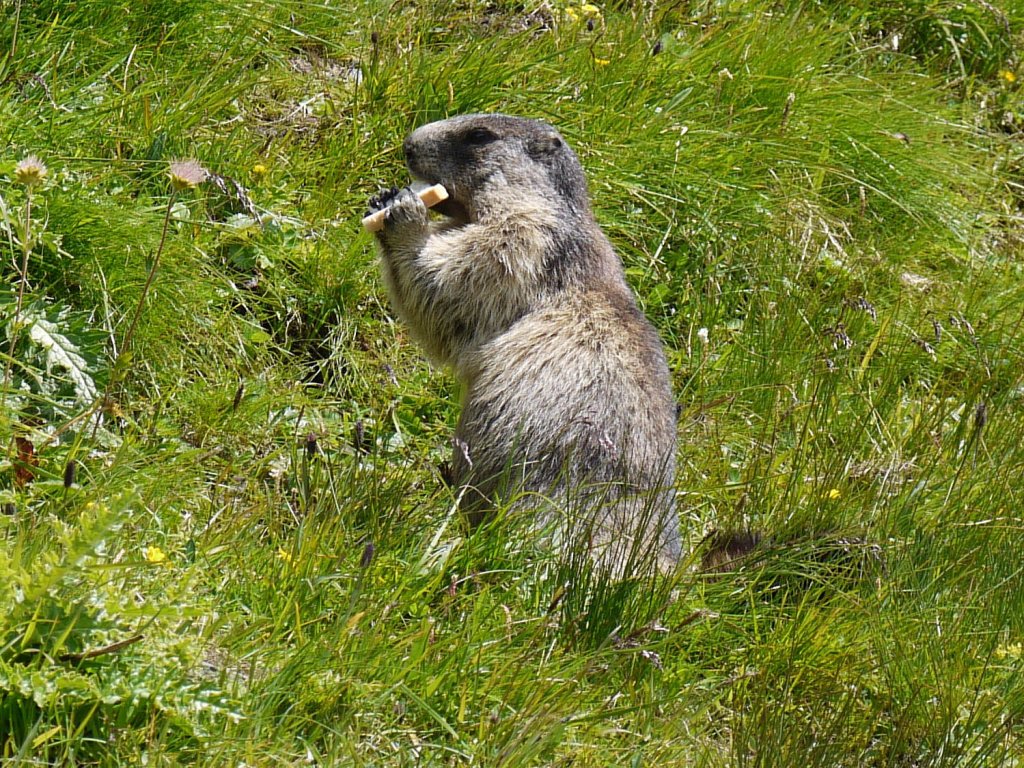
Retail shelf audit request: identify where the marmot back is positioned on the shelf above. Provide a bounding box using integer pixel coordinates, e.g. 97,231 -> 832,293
368,114 -> 680,574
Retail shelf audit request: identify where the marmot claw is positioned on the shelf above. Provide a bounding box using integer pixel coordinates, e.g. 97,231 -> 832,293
367,186 -> 400,216
383,187 -> 429,228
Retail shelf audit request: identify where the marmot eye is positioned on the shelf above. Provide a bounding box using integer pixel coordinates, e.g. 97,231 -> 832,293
463,127 -> 498,145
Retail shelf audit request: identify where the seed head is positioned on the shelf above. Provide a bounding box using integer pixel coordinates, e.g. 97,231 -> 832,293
168,159 -> 208,192
974,401 -> 987,431
360,541 -> 375,569
353,419 -> 367,455
14,155 -> 48,187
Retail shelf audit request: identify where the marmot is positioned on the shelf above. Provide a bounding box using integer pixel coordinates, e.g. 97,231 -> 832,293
368,114 -> 680,574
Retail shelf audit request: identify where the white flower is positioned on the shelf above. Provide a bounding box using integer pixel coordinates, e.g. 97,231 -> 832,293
168,159 -> 208,191
14,155 -> 48,187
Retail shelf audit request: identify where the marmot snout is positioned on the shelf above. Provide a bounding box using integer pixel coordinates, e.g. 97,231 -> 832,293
369,113 -> 681,575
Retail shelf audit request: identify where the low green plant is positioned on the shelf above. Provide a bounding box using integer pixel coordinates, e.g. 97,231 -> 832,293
0,496 -> 240,763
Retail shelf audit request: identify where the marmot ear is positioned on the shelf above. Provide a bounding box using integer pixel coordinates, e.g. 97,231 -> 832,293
527,131 -> 563,157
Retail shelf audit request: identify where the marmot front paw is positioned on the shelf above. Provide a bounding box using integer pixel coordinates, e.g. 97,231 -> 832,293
381,187 -> 429,229
367,186 -> 400,216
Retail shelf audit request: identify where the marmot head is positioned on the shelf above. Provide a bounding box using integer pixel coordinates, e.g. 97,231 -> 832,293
403,114 -> 591,224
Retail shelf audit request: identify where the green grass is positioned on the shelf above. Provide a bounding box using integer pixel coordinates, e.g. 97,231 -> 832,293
2,0 -> 1024,764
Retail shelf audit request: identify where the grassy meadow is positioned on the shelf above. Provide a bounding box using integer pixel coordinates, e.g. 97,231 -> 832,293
2,0 -> 1024,764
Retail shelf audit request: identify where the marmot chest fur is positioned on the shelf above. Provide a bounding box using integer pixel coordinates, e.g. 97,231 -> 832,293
368,114 -> 680,573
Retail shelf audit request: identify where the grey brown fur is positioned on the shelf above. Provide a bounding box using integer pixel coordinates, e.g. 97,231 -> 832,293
368,114 -> 680,573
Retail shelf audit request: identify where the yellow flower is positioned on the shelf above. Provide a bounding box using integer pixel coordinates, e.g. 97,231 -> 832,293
251,163 -> 268,179
168,159 -> 208,192
995,642 -> 1022,660
580,3 -> 601,18
277,547 -> 293,564
825,488 -> 841,500
144,545 -> 169,564
594,57 -> 610,66
564,6 -> 579,22
14,155 -> 48,187
999,70 -> 1017,84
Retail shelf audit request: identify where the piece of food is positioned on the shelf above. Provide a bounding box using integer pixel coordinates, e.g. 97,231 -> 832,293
362,183 -> 449,232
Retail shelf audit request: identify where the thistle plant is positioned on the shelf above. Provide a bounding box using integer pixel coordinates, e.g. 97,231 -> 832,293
3,155 -> 48,457
3,155 -> 47,383
105,159 -> 207,400
74,158 -> 208,443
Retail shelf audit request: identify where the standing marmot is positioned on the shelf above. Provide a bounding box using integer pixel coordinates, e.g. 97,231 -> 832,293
368,114 -> 680,574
